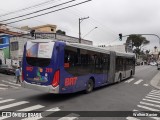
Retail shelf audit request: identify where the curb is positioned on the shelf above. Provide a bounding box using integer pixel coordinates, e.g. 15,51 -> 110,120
150,71 -> 160,90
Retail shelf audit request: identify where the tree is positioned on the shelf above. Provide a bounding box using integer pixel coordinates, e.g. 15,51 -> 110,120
126,35 -> 150,50
126,35 -> 150,61
56,29 -> 66,35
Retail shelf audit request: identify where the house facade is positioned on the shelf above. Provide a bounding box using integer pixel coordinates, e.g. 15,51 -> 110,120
21,24 -> 57,33
0,35 -> 10,64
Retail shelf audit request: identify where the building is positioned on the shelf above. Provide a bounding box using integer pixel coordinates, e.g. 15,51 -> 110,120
0,35 -> 10,63
10,33 -> 93,60
0,24 -> 23,62
150,47 -> 160,62
21,24 -> 57,33
10,24 -> 92,60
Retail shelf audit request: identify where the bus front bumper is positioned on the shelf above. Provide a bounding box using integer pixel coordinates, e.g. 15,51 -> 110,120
21,81 -> 59,94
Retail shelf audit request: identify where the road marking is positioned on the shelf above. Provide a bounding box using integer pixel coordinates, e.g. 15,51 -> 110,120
143,99 -> 160,104
0,84 -> 8,87
134,79 -> 143,84
125,78 -> 135,83
143,84 -> 149,86
149,117 -> 160,120
148,92 -> 160,96
46,107 -> 61,111
58,113 -> 80,120
151,90 -> 160,92
140,101 -> 160,108
147,94 -> 160,99
0,116 -> 9,120
133,109 -> 138,111
126,117 -> 140,120
58,117 -> 79,120
0,83 -> 19,89
8,79 -> 16,83
0,101 -> 29,110
17,104 -> 44,111
145,96 -> 160,101
10,86 -> 19,89
137,105 -> 159,111
2,80 -> 21,86
150,91 -> 160,94
0,87 -> 8,90
0,99 -> 15,104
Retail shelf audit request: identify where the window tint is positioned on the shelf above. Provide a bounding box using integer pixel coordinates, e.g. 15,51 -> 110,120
64,46 -> 110,76
26,57 -> 51,67
116,57 -> 135,71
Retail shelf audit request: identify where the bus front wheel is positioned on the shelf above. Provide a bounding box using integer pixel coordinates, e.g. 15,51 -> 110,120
85,79 -> 94,93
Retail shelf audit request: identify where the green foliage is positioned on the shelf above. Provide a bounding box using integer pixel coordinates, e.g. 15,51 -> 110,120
126,35 -> 150,49
127,35 -> 150,58
56,29 -> 66,35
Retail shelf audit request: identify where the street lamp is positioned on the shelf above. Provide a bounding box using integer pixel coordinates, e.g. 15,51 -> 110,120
82,27 -> 98,39
79,16 -> 89,43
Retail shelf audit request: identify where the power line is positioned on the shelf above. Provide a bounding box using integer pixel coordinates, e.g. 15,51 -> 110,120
5,0 -> 92,25
0,0 -> 76,22
0,0 -> 58,17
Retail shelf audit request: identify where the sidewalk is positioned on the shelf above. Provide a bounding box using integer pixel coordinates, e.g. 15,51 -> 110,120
150,71 -> 160,89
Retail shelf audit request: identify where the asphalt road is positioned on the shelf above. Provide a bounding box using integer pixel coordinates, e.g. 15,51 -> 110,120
0,65 -> 160,120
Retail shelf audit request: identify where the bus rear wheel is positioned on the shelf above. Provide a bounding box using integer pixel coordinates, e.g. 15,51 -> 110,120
85,79 -> 94,93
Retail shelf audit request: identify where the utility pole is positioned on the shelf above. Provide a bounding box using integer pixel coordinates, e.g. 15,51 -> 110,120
79,16 -> 89,43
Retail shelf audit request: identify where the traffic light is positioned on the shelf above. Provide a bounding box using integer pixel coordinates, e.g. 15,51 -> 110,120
119,33 -> 122,41
30,29 -> 35,37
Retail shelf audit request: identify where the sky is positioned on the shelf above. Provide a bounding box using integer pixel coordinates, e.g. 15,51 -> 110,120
0,0 -> 160,52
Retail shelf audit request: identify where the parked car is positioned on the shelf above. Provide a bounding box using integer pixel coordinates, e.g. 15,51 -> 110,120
0,64 -> 15,75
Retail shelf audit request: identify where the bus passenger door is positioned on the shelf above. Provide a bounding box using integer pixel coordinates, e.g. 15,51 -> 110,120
108,52 -> 116,83
102,54 -> 109,83
122,58 -> 126,78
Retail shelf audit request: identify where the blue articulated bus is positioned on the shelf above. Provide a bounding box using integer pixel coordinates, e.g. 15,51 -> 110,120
21,39 -> 135,94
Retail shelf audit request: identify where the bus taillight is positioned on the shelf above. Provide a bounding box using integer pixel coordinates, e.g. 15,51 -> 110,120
52,70 -> 60,87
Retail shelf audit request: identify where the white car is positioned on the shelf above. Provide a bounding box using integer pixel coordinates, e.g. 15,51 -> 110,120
150,62 -> 157,66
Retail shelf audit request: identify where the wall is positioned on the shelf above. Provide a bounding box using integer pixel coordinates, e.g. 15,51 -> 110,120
0,35 -> 10,59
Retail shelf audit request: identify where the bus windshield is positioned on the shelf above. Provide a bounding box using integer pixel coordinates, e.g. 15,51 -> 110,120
26,41 -> 54,67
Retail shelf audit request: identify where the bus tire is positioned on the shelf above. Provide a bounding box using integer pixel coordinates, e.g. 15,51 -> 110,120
85,79 -> 94,93
118,74 -> 122,83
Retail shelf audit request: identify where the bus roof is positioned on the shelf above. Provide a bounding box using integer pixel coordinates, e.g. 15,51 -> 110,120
27,39 -> 135,58
116,51 -> 135,58
67,42 -> 110,54
67,42 -> 135,58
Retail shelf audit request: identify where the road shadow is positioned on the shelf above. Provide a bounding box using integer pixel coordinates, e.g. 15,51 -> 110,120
25,83 -> 118,104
